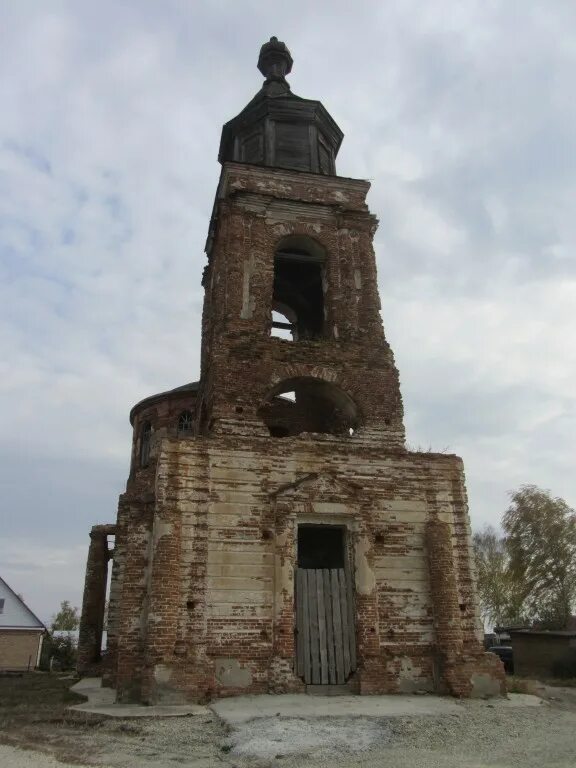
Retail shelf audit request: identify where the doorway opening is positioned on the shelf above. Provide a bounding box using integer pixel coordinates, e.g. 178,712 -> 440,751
295,524 -> 356,686
298,525 -> 345,569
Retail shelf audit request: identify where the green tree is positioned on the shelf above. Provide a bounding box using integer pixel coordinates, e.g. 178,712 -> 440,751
51,600 -> 80,632
473,525 -> 524,629
503,485 -> 576,629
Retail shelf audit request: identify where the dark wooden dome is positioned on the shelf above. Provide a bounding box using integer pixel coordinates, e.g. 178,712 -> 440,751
218,37 -> 343,176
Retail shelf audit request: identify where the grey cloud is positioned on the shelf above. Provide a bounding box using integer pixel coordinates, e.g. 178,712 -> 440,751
1,1 -> 575,618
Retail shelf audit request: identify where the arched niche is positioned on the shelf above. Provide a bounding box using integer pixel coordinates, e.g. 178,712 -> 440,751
139,421 -> 152,467
177,410 -> 194,435
271,235 -> 326,341
258,376 -> 359,437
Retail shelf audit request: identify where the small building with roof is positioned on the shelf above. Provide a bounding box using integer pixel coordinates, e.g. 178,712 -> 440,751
0,576 -> 45,671
509,629 -> 576,679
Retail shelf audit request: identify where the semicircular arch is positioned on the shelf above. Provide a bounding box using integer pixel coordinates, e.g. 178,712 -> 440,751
274,233 -> 327,262
258,375 -> 361,438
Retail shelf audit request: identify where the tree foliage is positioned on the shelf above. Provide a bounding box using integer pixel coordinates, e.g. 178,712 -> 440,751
503,485 -> 576,629
40,633 -> 78,670
474,485 -> 576,631
51,600 -> 80,632
473,525 -> 522,628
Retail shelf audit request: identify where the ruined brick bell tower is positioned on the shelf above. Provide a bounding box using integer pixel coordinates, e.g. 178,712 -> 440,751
79,38 -> 505,702
197,37 -> 404,448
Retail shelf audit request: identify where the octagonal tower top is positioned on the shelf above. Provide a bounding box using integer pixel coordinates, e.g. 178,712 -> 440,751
218,37 -> 343,175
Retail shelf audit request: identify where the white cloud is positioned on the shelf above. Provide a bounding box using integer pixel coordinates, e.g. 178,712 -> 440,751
373,145 -> 425,182
0,539 -> 87,625
1,1 -> 576,618
376,181 -> 467,257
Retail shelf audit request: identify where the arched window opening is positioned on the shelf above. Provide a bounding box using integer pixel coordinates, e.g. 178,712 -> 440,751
177,410 -> 194,435
140,421 -> 152,467
272,236 -> 325,341
258,377 -> 359,438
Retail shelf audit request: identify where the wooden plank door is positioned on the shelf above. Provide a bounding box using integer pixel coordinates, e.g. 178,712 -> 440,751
295,568 -> 356,684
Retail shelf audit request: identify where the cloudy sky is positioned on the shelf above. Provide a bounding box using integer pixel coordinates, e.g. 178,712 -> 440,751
1,1 -> 575,624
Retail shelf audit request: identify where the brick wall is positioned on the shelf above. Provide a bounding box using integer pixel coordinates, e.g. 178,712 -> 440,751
197,163 -> 405,447
86,161 -> 504,702
107,434 -> 503,702
78,524 -> 115,674
0,630 -> 42,670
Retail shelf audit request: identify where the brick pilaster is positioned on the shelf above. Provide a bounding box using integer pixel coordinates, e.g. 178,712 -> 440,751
140,500 -> 182,703
115,501 -> 153,702
426,512 -> 464,695
78,524 -> 115,674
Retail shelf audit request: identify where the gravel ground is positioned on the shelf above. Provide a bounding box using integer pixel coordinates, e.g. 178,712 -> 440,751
0,745 -> 89,768
2,688 -> 576,767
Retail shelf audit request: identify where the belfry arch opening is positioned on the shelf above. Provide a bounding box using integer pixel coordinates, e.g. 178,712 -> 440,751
258,377 -> 359,437
271,236 -> 325,340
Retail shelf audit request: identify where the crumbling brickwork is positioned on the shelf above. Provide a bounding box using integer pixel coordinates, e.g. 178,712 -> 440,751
79,38 -> 504,702
101,432 -> 503,702
77,524 -> 115,675
197,164 -> 404,448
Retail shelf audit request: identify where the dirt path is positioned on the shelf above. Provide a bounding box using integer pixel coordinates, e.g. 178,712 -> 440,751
2,676 -> 576,768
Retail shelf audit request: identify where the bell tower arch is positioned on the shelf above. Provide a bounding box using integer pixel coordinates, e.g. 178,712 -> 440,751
271,235 -> 326,341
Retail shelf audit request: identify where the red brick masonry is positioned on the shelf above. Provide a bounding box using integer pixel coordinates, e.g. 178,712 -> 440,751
80,162 -> 504,702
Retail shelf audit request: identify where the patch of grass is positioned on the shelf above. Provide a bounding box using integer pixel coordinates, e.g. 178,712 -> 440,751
0,672 -> 86,730
505,676 -> 543,695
